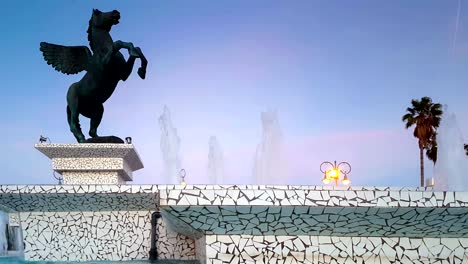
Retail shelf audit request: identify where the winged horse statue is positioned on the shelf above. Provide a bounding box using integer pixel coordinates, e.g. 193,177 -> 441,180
40,9 -> 147,143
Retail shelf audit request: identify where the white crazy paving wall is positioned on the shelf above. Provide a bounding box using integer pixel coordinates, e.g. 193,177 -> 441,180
157,213 -> 197,260
159,185 -> 468,263
20,211 -> 152,261
19,211 -> 196,261
205,235 -> 468,264
1,185 -> 468,263
160,186 -> 468,238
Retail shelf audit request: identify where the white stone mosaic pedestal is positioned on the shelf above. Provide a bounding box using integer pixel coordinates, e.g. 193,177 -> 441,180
35,143 -> 143,184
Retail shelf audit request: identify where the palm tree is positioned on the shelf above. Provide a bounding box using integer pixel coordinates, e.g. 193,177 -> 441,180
402,97 -> 443,187
426,134 -> 437,164
465,144 -> 468,156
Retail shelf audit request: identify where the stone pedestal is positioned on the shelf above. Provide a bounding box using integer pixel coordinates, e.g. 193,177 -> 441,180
35,143 -> 143,184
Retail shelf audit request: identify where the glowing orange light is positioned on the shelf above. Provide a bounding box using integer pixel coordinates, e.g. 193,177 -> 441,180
320,161 -> 351,186
326,168 -> 340,179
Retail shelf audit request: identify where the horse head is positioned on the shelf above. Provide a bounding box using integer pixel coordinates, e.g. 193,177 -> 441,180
90,9 -> 120,32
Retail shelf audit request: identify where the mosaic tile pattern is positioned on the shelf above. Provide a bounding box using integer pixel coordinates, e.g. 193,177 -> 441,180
17,210 -> 196,262
160,187 -> 468,207
205,235 -> 468,264
61,171 -> 126,185
19,211 -> 152,261
156,213 -> 196,260
56,158 -> 133,183
53,158 -> 124,170
2,185 -> 468,236
163,206 -> 468,237
1,184 -> 468,263
2,185 -> 444,212
0,185 -> 159,194
160,209 -> 204,239
0,184 -> 432,194
0,185 -> 159,212
157,185 -> 431,191
159,186 -> 468,238
35,143 -> 143,183
35,143 -> 143,166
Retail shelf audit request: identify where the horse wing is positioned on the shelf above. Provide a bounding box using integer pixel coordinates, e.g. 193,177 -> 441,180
40,42 -> 92,75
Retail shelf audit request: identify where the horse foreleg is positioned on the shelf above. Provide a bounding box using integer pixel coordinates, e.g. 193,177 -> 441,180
89,104 -> 104,138
67,84 -> 86,143
99,41 -> 135,67
114,40 -> 138,56
121,56 -> 137,81
134,47 -> 147,79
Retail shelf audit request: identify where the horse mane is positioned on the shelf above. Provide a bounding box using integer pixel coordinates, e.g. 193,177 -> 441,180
86,17 -> 95,52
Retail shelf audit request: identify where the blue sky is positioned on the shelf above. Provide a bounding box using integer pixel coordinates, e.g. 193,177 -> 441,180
0,0 -> 467,186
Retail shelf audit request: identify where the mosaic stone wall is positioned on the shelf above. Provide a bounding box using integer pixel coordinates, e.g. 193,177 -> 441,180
156,214 -> 196,260
205,235 -> 468,264
163,205 -> 468,237
0,185 -> 159,212
34,144 -> 143,171
159,186 -> 468,238
35,143 -> 143,184
55,157 -> 133,184
1,185 -> 468,262
19,211 -> 153,261
159,186 -> 468,207
17,210 -> 196,261
61,171 -> 126,185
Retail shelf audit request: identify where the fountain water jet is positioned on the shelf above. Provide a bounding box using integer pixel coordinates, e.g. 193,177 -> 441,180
207,136 -> 225,184
159,106 -> 182,184
433,106 -> 468,191
0,212 -> 6,255
253,110 -> 288,185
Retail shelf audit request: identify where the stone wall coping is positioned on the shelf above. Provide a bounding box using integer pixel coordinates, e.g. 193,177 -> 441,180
34,143 -> 143,171
0,185 -> 467,212
0,184 -> 436,194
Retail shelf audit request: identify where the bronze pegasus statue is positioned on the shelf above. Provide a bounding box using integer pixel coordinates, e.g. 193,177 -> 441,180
40,9 -> 148,143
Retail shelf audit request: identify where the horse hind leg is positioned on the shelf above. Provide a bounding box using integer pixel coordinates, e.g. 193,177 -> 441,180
67,106 -> 72,127
68,104 -> 86,143
89,104 -> 104,138
67,84 -> 86,143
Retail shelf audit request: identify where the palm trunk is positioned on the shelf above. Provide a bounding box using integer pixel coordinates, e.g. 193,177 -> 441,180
419,146 -> 424,187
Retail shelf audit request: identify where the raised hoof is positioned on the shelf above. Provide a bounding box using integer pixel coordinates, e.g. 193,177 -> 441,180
138,67 -> 146,79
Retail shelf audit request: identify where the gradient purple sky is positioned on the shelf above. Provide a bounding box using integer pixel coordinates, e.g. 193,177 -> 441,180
1,1 -> 467,186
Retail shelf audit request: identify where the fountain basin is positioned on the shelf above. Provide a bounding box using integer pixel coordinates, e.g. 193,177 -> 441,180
0,185 -> 467,263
